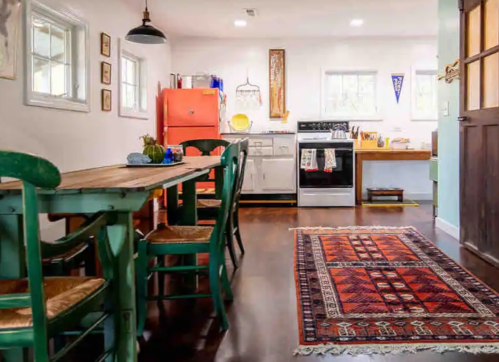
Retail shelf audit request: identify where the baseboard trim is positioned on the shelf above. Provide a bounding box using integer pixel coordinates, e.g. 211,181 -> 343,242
436,217 -> 460,240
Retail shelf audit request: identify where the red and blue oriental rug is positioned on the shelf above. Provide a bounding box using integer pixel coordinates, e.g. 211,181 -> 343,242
294,227 -> 499,355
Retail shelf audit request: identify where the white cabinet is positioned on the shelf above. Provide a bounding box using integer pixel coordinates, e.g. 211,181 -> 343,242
261,159 -> 296,192
222,134 -> 297,194
242,159 -> 256,192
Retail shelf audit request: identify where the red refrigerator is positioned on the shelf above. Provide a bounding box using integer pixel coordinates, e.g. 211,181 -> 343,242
164,88 -> 222,191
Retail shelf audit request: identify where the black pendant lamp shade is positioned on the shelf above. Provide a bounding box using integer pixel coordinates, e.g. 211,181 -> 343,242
126,0 -> 166,44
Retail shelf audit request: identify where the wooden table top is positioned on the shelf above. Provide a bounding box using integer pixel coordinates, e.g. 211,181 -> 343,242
0,156 -> 221,194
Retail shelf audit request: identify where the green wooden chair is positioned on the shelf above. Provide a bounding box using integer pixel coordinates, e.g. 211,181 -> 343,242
0,151 -> 117,362
179,138 -> 248,268
136,142 -> 241,334
195,139 -> 249,268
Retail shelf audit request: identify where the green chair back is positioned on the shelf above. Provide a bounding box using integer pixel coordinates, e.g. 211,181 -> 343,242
0,151 -> 113,360
210,143 -> 240,251
0,151 -> 61,353
180,139 -> 230,156
233,138 -> 249,206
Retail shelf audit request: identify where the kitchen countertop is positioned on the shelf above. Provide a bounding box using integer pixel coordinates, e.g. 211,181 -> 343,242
221,132 -> 296,135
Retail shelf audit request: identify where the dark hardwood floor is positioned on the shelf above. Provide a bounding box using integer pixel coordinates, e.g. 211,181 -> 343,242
137,205 -> 499,362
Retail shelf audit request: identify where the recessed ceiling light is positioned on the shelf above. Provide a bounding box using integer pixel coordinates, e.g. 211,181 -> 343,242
350,19 -> 364,27
234,19 -> 247,27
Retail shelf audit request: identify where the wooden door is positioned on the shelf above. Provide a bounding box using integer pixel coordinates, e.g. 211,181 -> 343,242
460,0 -> 499,267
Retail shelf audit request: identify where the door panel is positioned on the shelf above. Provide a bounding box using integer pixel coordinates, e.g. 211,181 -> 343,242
261,159 -> 296,192
461,0 -> 499,267
461,125 -> 482,249
484,125 -> 499,260
242,159 -> 256,193
165,89 -> 219,127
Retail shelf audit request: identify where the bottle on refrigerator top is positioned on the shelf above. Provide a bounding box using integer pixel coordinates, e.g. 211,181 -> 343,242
177,74 -> 182,89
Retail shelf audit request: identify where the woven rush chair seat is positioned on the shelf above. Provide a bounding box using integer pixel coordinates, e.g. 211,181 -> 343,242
42,242 -> 88,264
147,225 -> 213,244
197,199 -> 222,208
0,277 -> 105,329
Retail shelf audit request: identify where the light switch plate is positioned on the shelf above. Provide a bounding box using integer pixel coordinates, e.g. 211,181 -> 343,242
443,101 -> 449,116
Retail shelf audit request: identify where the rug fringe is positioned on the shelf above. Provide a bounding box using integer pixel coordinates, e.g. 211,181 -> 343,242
289,225 -> 417,231
294,342 -> 499,356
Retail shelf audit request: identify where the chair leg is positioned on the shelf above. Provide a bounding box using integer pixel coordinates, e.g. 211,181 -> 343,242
233,209 -> 245,255
157,256 -> 166,299
209,254 -> 229,331
136,239 -> 149,337
225,225 -> 238,269
221,258 -> 234,302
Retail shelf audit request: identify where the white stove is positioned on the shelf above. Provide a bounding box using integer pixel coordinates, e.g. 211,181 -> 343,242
297,121 -> 355,207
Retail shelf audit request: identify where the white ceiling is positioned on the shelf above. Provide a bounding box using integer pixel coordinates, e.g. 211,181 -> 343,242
126,0 -> 438,38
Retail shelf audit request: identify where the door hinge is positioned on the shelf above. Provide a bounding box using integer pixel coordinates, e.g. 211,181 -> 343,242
458,0 -> 464,12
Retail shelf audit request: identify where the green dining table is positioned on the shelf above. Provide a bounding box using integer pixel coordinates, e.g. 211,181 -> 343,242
0,156 -> 221,362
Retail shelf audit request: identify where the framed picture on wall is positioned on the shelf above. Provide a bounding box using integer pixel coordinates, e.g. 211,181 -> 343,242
101,61 -> 111,84
269,49 -> 286,118
102,89 -> 112,111
0,1 -> 22,80
101,32 -> 111,57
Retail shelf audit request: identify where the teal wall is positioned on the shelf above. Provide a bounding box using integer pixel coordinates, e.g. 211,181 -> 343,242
437,0 -> 460,229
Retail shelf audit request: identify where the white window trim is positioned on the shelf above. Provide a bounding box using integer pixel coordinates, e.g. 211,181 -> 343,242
321,68 -> 382,121
118,39 -> 148,120
411,67 -> 438,122
23,0 -> 90,112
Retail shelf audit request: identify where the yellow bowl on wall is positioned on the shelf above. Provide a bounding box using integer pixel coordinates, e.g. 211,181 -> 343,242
231,114 -> 250,131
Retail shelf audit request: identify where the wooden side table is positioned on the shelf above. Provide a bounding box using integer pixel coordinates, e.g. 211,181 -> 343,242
367,188 -> 404,202
355,149 -> 432,205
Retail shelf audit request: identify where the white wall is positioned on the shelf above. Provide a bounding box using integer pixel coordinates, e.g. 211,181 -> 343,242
0,0 -> 171,237
172,37 -> 437,199
0,0 -> 171,172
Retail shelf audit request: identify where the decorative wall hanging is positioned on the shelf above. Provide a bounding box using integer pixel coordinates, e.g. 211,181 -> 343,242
0,0 -> 21,80
102,89 -> 112,111
101,61 -> 111,85
235,74 -> 262,111
391,73 -> 405,104
269,49 -> 286,118
438,59 -> 460,83
101,32 -> 111,57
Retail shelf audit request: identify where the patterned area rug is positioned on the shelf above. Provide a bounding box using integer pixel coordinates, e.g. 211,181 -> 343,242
294,226 -> 499,356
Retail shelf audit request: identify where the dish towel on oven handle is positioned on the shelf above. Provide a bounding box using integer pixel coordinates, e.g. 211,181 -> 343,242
300,149 -> 318,172
324,149 -> 337,173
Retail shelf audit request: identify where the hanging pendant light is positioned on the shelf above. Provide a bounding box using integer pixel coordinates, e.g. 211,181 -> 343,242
126,0 -> 167,44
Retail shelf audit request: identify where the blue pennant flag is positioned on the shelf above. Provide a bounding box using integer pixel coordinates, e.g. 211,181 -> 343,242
391,74 -> 405,104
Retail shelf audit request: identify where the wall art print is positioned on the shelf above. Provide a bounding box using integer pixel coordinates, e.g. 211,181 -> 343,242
269,49 -> 286,118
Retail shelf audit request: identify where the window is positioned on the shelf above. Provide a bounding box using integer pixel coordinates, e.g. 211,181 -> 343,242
24,0 -> 89,112
412,70 -> 438,121
119,41 -> 147,119
323,71 -> 378,120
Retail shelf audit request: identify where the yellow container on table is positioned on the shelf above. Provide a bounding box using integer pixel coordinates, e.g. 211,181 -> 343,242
360,132 -> 379,149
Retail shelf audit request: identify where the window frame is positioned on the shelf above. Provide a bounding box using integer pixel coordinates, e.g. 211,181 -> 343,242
411,68 -> 438,122
321,69 -> 381,121
118,39 -> 148,120
24,0 -> 90,112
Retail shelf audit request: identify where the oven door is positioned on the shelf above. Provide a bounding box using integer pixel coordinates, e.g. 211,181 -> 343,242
298,142 -> 354,188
